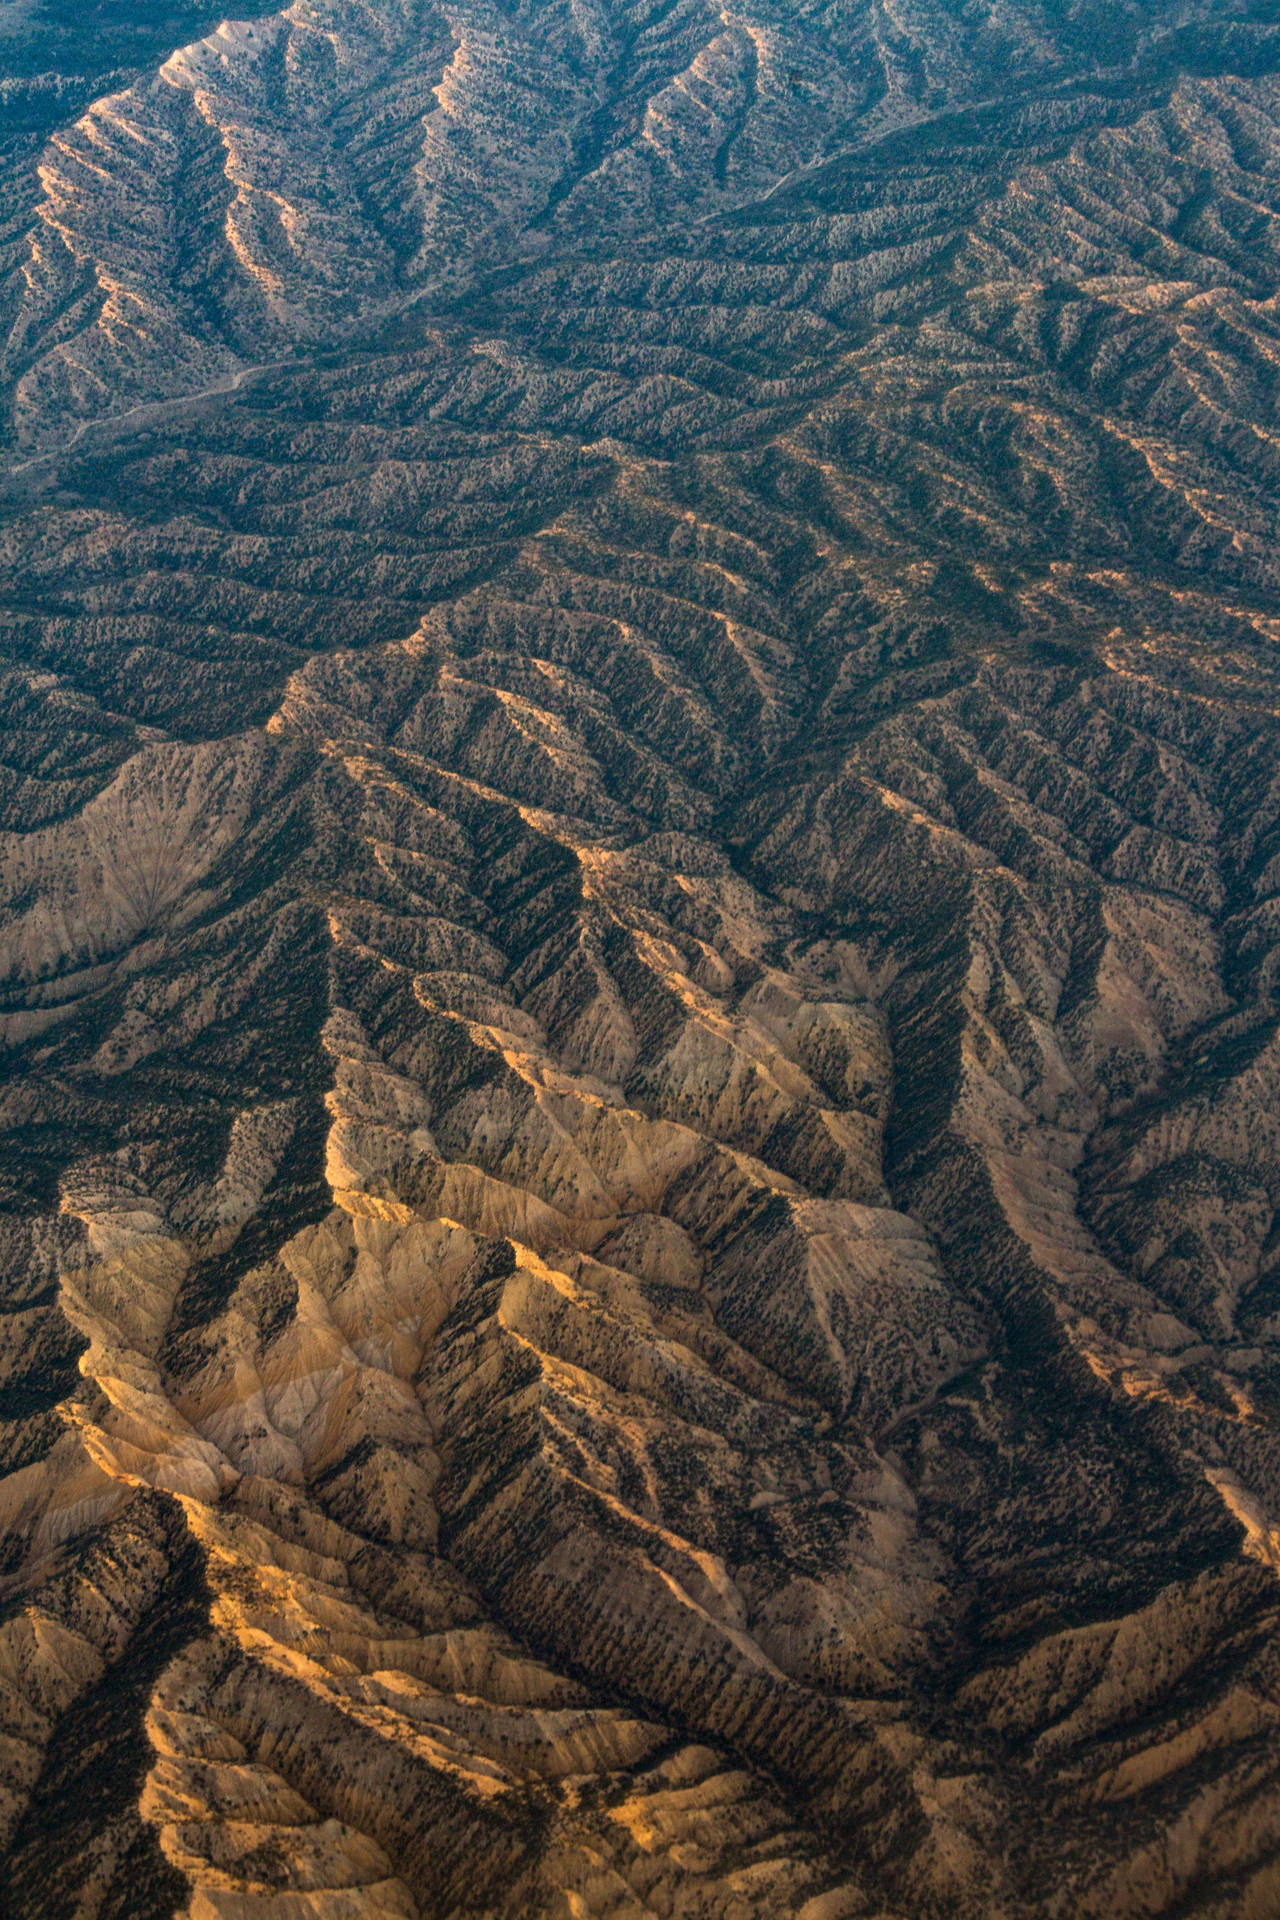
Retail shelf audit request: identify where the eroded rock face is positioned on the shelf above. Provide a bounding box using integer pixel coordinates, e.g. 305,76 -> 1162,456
2,1 -> 1280,1915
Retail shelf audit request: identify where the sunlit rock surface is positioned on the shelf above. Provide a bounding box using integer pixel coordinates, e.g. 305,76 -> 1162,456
2,1 -> 1280,1915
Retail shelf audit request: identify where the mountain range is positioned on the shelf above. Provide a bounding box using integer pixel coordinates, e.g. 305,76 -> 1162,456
2,2 -> 1280,1915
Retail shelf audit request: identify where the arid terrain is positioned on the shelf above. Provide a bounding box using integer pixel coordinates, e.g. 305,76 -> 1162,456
1,2 -> 1280,1915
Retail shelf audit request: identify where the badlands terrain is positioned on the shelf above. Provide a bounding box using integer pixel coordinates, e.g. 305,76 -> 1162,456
2,0 -> 1280,1914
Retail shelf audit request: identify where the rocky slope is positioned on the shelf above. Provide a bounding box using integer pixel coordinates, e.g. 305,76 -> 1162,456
2,1 -> 1280,1916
